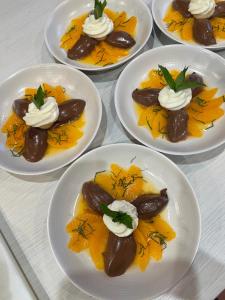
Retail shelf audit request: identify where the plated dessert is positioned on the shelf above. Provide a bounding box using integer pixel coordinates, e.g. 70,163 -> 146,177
132,66 -> 224,142
60,0 -> 137,66
1,83 -> 86,162
164,0 -> 225,46
66,163 -> 175,276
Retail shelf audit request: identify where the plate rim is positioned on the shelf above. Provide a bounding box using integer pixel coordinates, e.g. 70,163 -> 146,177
0,63 -> 102,175
47,142 -> 201,300
114,44 -> 225,155
44,0 -> 153,72
151,0 -> 225,51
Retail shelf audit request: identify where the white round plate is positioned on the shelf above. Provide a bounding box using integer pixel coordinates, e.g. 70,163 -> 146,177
152,0 -> 225,51
48,143 -> 201,300
45,0 -> 153,71
115,45 -> 225,155
0,64 -> 102,175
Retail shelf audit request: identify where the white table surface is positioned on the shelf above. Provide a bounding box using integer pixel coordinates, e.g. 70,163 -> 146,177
1,0 -> 225,299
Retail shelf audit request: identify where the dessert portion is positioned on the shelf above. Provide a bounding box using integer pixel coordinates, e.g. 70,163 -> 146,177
132,66 -> 224,142
60,0 -> 137,66
66,164 -> 176,277
1,84 -> 86,162
164,0 -> 225,45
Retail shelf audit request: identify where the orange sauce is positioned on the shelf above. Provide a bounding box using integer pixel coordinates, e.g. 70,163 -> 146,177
164,5 -> 225,43
135,69 -> 224,139
1,83 -> 85,157
66,164 -> 176,272
60,9 -> 137,66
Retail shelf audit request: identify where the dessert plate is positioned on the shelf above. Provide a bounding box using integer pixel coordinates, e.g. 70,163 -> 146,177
0,64 -> 102,175
48,143 -> 201,300
45,0 -> 153,71
115,45 -> 225,155
152,0 -> 225,51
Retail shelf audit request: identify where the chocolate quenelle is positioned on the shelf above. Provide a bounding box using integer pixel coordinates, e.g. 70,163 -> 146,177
67,35 -> 98,60
23,127 -> 48,162
13,99 -> 29,119
105,31 -> 136,49
167,108 -> 189,142
193,19 -> 216,46
104,232 -> 137,277
82,181 -> 114,215
132,189 -> 169,219
212,1 -> 225,18
188,72 -> 204,97
132,88 -> 160,106
172,0 -> 192,18
52,99 -> 86,128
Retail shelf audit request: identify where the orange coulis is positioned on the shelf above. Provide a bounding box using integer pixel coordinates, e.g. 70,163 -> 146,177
1,83 -> 85,157
66,164 -> 176,272
135,69 -> 224,139
164,5 -> 225,43
60,9 -> 137,66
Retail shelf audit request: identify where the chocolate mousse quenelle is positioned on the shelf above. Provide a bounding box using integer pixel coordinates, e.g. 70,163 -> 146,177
12,85 -> 85,162
172,0 -> 225,45
67,0 -> 136,60
132,66 -> 205,142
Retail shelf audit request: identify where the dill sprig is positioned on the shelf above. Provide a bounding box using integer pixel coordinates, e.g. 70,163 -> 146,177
72,219 -> 94,239
148,231 -> 167,250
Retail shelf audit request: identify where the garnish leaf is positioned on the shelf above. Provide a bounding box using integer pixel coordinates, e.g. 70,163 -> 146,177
100,203 -> 133,229
176,80 -> 205,92
159,65 -> 205,92
94,0 -> 107,19
33,85 -> 45,109
158,65 -> 176,91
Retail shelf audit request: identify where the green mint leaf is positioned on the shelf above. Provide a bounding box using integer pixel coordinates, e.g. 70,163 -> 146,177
175,66 -> 189,88
100,203 -> 133,229
176,80 -> 205,92
158,65 -> 176,91
33,85 -> 45,109
94,0 -> 107,19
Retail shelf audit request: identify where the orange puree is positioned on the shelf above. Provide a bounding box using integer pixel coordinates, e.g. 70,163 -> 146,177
1,83 -> 85,157
135,69 -> 224,140
66,164 -> 176,272
60,9 -> 137,66
164,5 -> 225,43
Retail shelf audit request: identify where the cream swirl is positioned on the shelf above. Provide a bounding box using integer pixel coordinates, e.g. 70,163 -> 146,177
82,13 -> 114,39
23,97 -> 59,129
103,200 -> 138,237
188,0 -> 216,19
158,86 -> 192,111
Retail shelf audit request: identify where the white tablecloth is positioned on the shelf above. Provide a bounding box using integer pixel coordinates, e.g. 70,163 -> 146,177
0,0 -> 225,299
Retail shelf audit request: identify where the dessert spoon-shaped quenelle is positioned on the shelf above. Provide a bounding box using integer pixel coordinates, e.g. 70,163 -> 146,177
193,19 -> 216,45
132,88 -> 160,106
172,0 -> 192,18
13,99 -> 29,119
167,108 -> 189,142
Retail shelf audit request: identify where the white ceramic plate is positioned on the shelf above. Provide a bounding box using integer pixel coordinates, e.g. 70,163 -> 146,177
48,143 -> 201,300
45,0 -> 153,72
152,0 -> 225,51
115,45 -> 225,155
0,64 -> 102,175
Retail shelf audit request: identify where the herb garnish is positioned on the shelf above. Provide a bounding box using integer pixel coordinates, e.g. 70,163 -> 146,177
33,85 -> 45,109
94,0 -> 107,19
100,203 -> 133,229
158,65 -> 205,93
148,231 -> 167,250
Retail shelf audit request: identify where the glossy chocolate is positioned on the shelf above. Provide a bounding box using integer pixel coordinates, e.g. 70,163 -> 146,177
188,72 -> 204,97
52,99 -> 85,128
193,19 -> 216,46
104,232 -> 136,277
132,189 -> 168,219
132,88 -> 160,106
67,35 -> 98,60
82,181 -> 114,215
23,127 -> 48,162
13,99 -> 29,119
167,108 -> 189,142
172,0 -> 192,18
212,1 -> 225,18
105,31 -> 136,49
